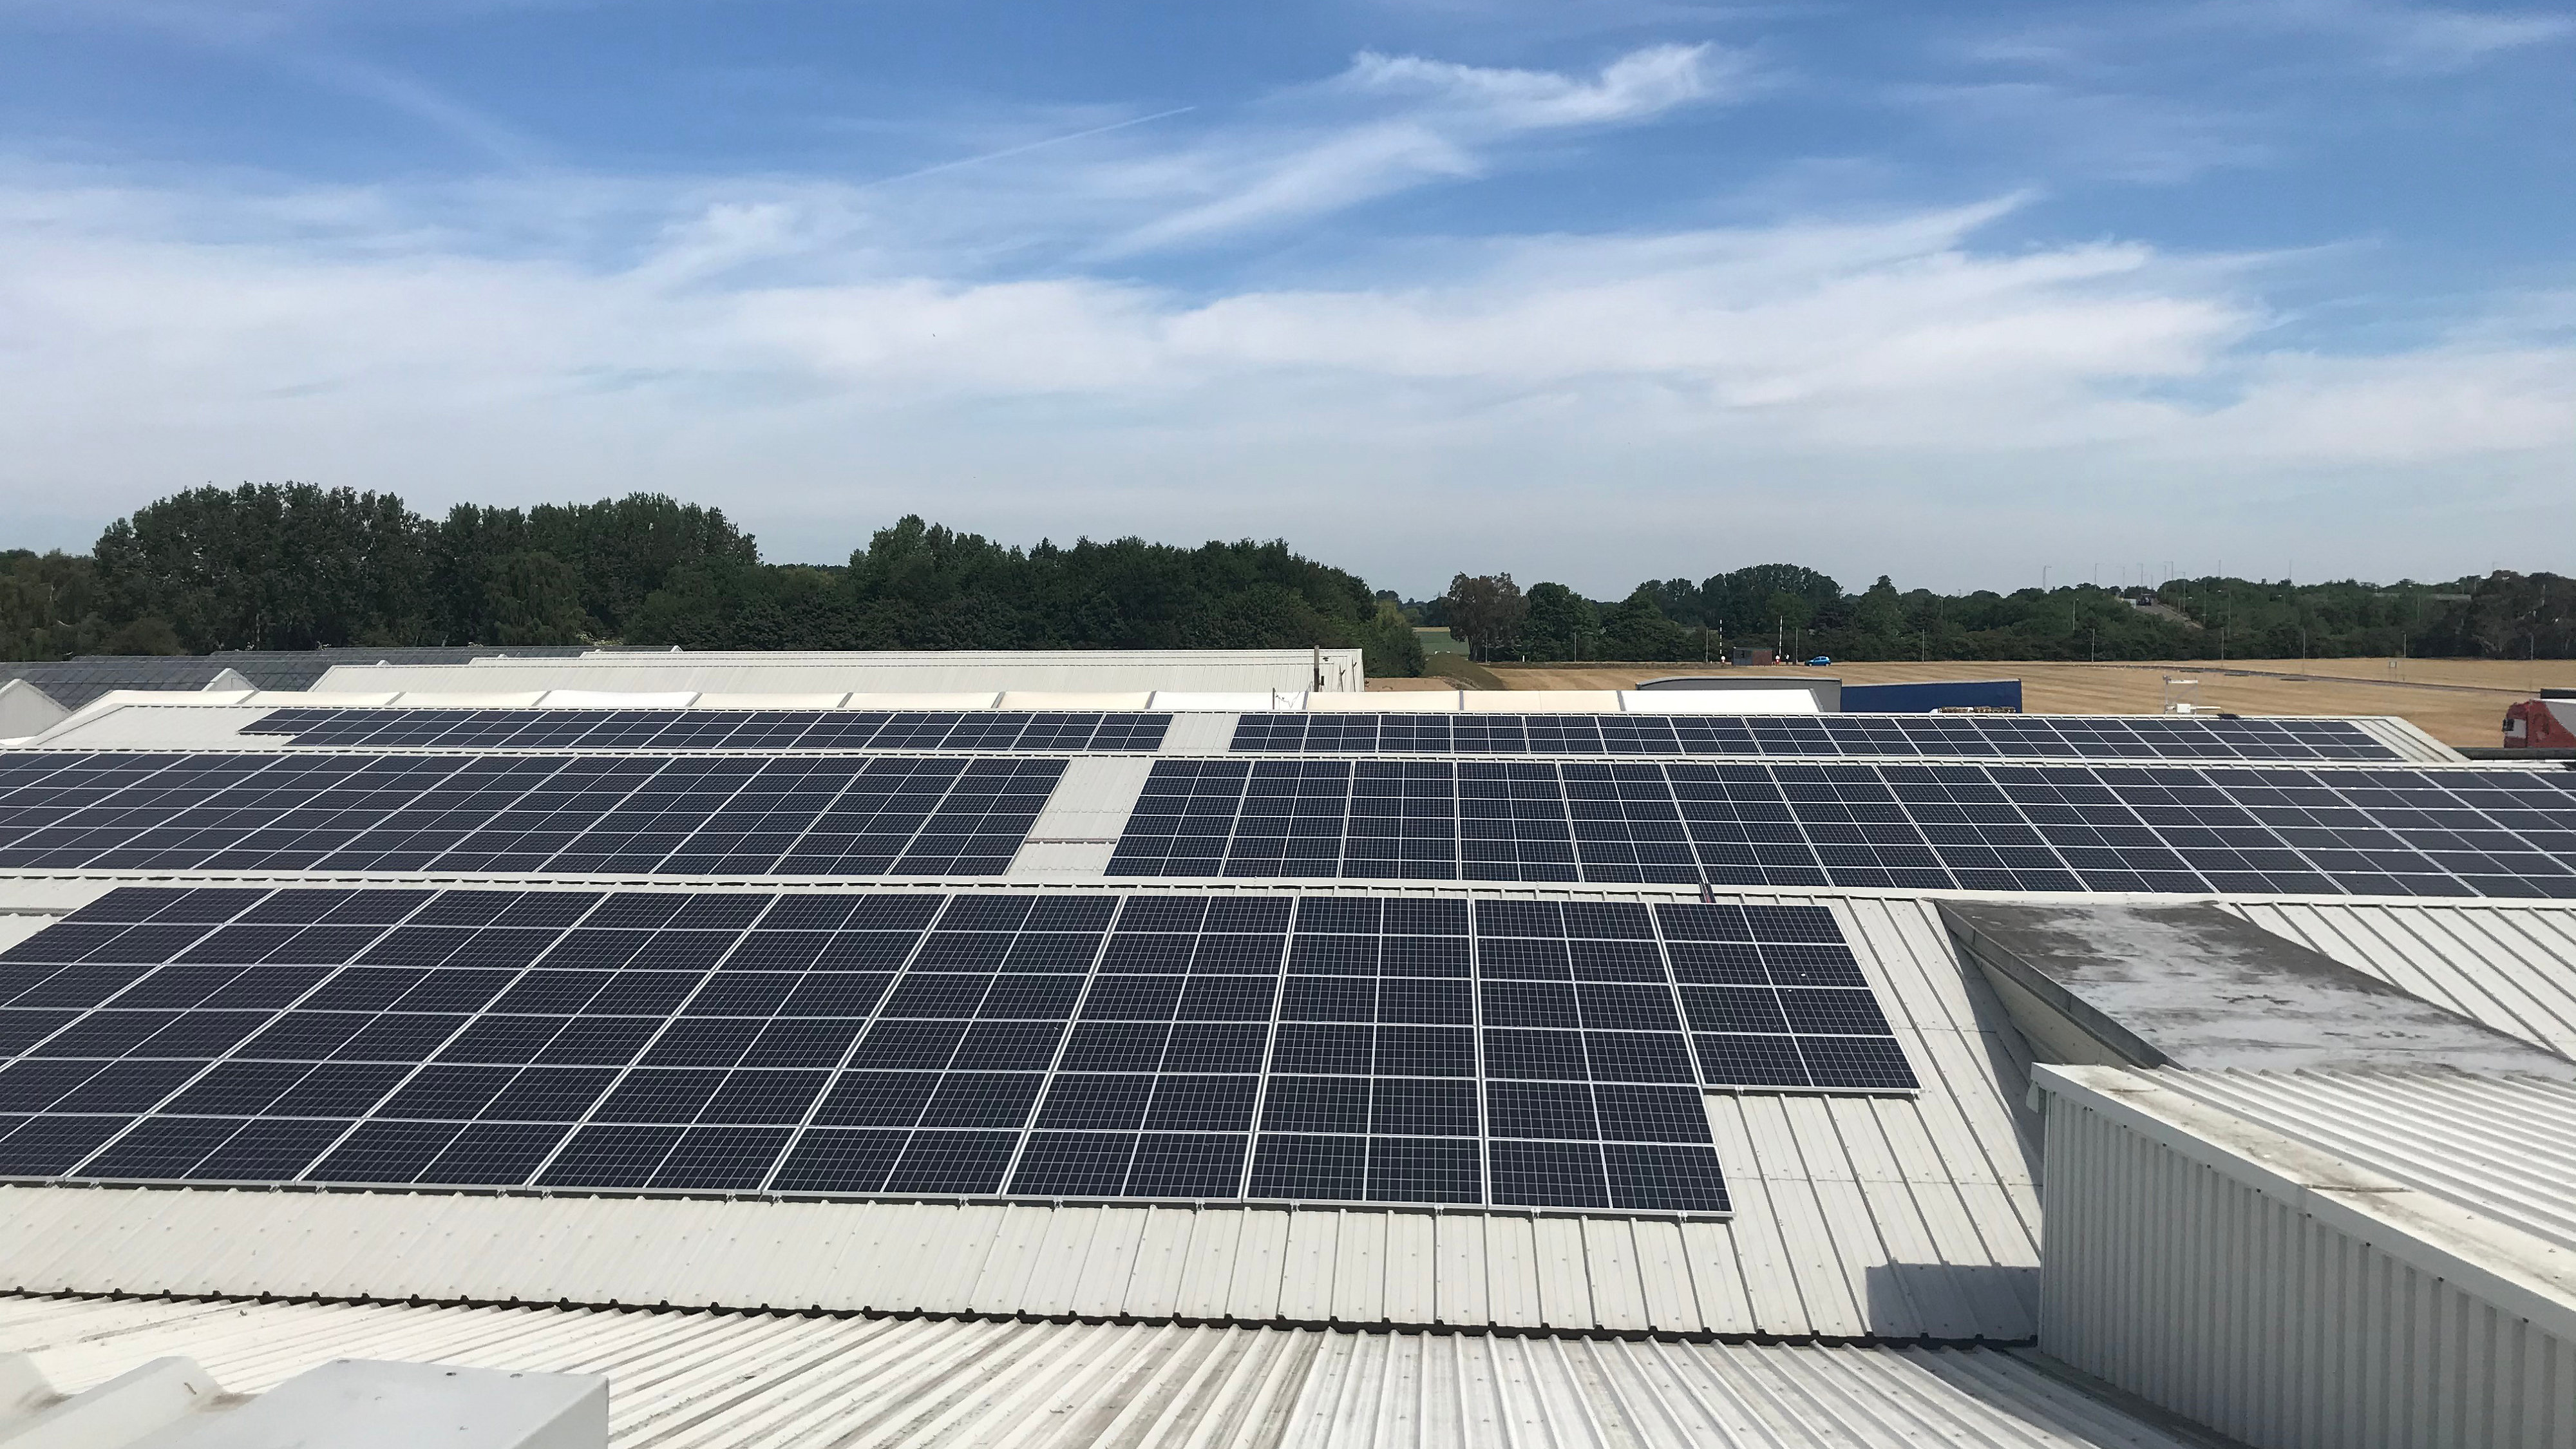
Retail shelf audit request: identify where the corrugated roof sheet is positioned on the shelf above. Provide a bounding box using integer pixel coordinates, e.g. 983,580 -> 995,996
0,1294 -> 2201,1448
314,652 -> 1367,696
2145,1068 -> 2576,1253
1,649 -> 598,708
2226,900 -> 2576,1058
0,896 -> 2041,1343
2031,1064 -> 2576,1449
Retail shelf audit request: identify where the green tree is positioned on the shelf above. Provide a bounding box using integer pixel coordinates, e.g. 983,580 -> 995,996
481,552 -> 591,645
1519,582 -> 1599,661
436,494 -> 756,643
1443,574 -> 1526,662
1703,564 -> 1843,643
0,549 -> 133,661
1602,585 -> 1692,661
93,483 -> 434,651
1352,600 -> 1427,679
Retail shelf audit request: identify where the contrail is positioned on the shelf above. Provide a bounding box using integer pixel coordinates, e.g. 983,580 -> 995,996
863,106 -> 1197,188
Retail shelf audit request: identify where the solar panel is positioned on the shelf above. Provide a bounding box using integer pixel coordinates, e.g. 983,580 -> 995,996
247,708 -> 1171,753
0,886 -> 1923,1209
0,753 -> 1061,876
1107,759 -> 2576,899
1229,713 -> 2403,761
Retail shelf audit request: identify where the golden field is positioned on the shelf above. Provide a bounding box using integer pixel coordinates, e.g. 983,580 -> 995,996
1368,658 -> 2576,748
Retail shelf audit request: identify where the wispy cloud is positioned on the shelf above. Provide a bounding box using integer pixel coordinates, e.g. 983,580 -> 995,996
1335,43 -> 1721,124
2230,0 -> 2575,71
10,0 -> 544,166
1965,0 -> 2573,77
1895,82 -> 2280,185
1101,44 -> 1745,252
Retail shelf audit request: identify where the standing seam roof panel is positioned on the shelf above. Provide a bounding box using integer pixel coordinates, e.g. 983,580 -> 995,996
2145,1068 -> 2576,1254
2226,900 -> 2576,1060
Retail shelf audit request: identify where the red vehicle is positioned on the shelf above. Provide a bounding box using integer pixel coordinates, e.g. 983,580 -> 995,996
2503,692 -> 2576,749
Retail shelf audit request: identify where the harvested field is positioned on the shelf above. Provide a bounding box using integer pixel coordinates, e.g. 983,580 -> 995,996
1365,658 -> 2566,747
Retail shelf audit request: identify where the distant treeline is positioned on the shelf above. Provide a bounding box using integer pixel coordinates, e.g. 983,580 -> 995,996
1419,565 -> 2576,663
7,484 -> 2565,677
0,484 -> 1426,676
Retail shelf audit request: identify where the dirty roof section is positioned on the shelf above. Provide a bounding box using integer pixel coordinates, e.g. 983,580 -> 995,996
1939,900 -> 2576,1077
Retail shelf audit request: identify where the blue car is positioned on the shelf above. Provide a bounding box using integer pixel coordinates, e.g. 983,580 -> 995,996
1805,656 -> 1833,667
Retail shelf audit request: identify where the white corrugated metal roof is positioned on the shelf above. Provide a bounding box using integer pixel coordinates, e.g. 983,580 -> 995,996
314,651 -> 1367,696
2031,1064 -> 2576,1449
0,1294 -> 2202,1449
2226,900 -> 2576,1059
0,678 -> 70,738
2144,1068 -> 2576,1253
565,650 -> 1356,667
0,895 -> 2040,1343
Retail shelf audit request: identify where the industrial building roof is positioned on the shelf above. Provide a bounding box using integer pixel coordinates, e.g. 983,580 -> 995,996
0,655 -> 2568,1446
311,649 -> 1370,696
0,647 -> 601,708
2139,1067 -> 2576,1253
0,889 -> 2036,1342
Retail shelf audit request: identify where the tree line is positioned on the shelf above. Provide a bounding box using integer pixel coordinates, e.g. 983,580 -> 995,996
6,482 -> 2562,676
1,484 -> 1426,676
1427,566 -> 2576,663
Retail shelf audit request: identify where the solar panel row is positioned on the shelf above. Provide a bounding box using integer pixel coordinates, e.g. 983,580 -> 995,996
0,887 -> 1914,1210
0,753 -> 1062,876
1229,713 -> 2401,761
237,707 -> 2398,762
1106,759 -> 2576,898
250,709 -> 1173,753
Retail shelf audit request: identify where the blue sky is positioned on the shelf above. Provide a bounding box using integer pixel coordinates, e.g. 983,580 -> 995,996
0,0 -> 2569,596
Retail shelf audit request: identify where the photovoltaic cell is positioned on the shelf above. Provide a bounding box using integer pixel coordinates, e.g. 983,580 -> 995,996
1229,713 -> 2402,761
0,752 -> 1062,876
1107,759 -> 2576,899
0,885 -> 1912,1211
249,708 -> 1170,753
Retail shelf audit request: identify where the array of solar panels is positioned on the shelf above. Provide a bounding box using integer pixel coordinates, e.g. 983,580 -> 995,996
1109,759 -> 2576,898
1229,713 -> 2405,761
249,709 -> 1172,753
0,887 -> 1913,1208
0,753 -> 1061,876
238,707 -> 2403,761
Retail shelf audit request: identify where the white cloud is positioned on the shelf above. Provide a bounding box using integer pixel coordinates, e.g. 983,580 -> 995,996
2242,0 -> 2576,71
1,155 -> 2570,592
1337,43 -> 1723,125
1101,44 -> 1743,252
1966,0 -> 2573,78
